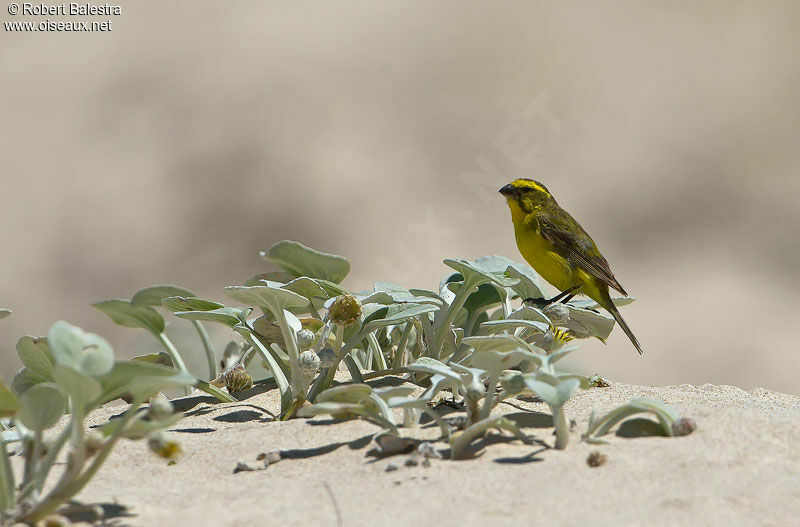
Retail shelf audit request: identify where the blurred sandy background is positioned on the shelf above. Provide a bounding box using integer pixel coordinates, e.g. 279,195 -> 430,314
1,1 -> 799,393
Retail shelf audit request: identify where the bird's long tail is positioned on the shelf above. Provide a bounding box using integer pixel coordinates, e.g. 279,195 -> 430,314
603,296 -> 643,355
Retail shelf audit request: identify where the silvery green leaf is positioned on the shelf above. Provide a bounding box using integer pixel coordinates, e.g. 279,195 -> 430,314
462,283 -> 505,315
16,336 -> 55,382
101,412 -> 183,440
420,373 -> 463,401
450,363 -> 486,387
506,306 -> 551,325
569,297 -> 636,310
504,263 -> 547,300
261,240 -> 350,284
17,383 -> 66,431
0,383 -> 18,417
278,277 -> 330,304
0,309 -> 10,320
547,344 -> 579,364
525,376 -> 579,407
284,310 -> 303,333
356,291 -> 396,305
443,258 -> 519,289
373,386 -> 417,401
469,348 -> 540,374
406,357 -> 461,383
244,271 -> 296,286
478,319 -> 549,335
462,334 -> 534,353
408,289 -> 447,306
224,285 -> 308,313
471,255 -> 522,274
11,368 -> 43,395
296,402 -> 365,418
48,321 -> 115,377
126,373 -> 196,401
131,285 -> 196,307
129,352 -> 174,367
96,361 -> 234,403
562,305 -> 615,340
312,279 -> 350,298
161,296 -> 225,312
174,307 -> 250,327
584,398 -> 680,439
53,364 -> 101,404
361,303 -> 438,332
92,299 -> 165,335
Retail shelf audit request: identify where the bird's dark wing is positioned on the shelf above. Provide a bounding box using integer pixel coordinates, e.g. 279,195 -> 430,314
535,207 -> 628,296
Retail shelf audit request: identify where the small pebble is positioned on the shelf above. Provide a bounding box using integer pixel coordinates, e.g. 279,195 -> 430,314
404,456 -> 419,467
385,463 -> 399,472
587,450 -> 607,467
671,417 -> 697,437
233,462 -> 257,474
417,441 -> 441,459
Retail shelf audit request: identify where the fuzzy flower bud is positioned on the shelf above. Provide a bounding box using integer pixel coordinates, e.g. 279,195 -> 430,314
317,348 -> 336,368
543,303 -> 570,325
328,295 -> 362,326
147,432 -> 182,461
296,328 -> 316,350
147,397 -> 174,421
298,350 -> 321,375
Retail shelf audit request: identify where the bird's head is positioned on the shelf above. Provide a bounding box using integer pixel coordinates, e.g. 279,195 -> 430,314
499,178 -> 555,213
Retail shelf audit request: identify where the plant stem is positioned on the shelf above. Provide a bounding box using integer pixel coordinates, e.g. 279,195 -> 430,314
430,281 -> 480,360
156,332 -> 192,396
367,333 -> 387,371
480,372 -> 500,421
392,323 -> 412,368
553,406 -> 569,450
21,401 -> 144,524
31,426 -> 70,495
190,320 -> 216,380
0,439 -> 15,511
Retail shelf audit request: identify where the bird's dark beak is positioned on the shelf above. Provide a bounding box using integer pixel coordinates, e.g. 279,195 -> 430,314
499,184 -> 514,197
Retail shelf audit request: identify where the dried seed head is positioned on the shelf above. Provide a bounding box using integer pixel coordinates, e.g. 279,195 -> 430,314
147,432 -> 182,461
671,417 -> 697,436
296,328 -> 316,350
317,348 -> 336,368
147,396 -> 175,421
298,350 -> 321,375
328,295 -> 363,326
543,303 -> 570,325
219,364 -> 253,394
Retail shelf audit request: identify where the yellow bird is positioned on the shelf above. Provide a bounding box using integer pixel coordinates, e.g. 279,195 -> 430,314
499,178 -> 643,354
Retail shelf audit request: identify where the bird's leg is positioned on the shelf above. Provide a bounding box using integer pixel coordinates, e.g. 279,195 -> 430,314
524,285 -> 581,307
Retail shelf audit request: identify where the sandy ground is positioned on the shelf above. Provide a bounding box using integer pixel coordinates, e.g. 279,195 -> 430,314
27,378 -> 800,527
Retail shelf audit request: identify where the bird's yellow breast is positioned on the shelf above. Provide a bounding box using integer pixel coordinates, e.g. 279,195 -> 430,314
506,197 -> 591,295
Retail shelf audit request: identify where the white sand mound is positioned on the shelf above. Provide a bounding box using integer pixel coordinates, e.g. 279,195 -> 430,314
61,381 -> 800,526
